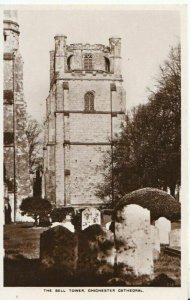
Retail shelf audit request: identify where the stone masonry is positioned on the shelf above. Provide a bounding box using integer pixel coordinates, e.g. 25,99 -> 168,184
44,35 -> 126,207
3,10 -> 31,222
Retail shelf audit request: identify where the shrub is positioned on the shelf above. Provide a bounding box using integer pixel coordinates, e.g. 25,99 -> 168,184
20,196 -> 52,226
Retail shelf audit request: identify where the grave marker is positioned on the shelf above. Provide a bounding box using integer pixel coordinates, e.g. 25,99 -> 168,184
115,204 -> 153,276
82,207 -> 101,230
169,228 -> 180,248
155,217 -> 171,245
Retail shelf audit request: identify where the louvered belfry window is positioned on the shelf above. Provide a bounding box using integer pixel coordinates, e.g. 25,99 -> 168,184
84,92 -> 94,112
84,53 -> 93,70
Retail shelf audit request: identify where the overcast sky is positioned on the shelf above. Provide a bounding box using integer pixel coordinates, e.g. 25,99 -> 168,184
17,8 -> 180,122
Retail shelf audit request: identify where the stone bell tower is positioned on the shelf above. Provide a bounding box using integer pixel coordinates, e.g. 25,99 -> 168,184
3,10 -> 31,222
44,35 -> 126,207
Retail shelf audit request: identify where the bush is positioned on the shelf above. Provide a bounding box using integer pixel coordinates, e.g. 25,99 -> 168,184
20,197 -> 52,226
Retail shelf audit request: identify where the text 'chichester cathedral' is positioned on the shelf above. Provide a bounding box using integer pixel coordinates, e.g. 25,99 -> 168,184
44,35 -> 126,207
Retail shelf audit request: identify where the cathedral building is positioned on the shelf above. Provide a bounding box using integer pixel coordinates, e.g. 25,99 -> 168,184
43,35 -> 126,207
3,10 -> 31,222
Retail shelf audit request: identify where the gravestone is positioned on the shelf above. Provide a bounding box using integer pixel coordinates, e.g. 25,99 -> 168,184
40,226 -> 78,276
151,225 -> 160,260
97,229 -> 115,268
82,207 -> 101,230
155,217 -> 171,245
62,215 -> 75,233
169,228 -> 180,248
115,204 -> 153,277
77,224 -> 115,284
105,221 -> 112,231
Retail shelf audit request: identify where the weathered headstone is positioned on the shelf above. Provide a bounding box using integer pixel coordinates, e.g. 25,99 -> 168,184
97,229 -> 116,268
169,228 -> 180,248
40,226 -> 78,276
82,207 -> 101,230
151,225 -> 160,260
77,224 -> 115,283
115,204 -> 153,277
155,217 -> 171,245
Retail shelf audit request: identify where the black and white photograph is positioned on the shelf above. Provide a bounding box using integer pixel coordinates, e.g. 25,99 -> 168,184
2,4 -> 188,299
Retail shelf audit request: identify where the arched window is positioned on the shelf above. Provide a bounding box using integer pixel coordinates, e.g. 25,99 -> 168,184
105,57 -> 110,72
84,92 -> 94,112
67,55 -> 73,71
84,53 -> 93,70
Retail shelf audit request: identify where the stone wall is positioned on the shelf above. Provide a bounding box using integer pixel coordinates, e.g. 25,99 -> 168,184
69,145 -> 110,205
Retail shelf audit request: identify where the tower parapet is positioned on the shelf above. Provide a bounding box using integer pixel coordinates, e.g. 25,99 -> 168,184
3,10 -> 20,53
109,36 -> 121,75
49,36 -> 122,87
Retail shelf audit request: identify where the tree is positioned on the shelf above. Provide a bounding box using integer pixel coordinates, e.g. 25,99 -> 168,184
25,116 -> 43,173
20,196 -> 52,226
97,43 -> 181,202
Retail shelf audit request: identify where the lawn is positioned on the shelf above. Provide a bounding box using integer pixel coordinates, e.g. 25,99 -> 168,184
4,223 -> 181,287
4,223 -> 48,259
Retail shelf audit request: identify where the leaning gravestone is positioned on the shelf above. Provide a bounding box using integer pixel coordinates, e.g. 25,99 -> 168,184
169,228 -> 181,248
151,225 -> 160,260
155,217 -> 171,245
82,207 -> 101,230
115,204 -> 153,277
40,226 -> 78,276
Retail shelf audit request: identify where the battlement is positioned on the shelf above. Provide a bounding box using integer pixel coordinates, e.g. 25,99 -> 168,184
67,43 -> 110,53
50,35 -> 122,85
3,10 -> 20,53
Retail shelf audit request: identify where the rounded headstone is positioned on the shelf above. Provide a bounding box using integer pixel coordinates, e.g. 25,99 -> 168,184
155,217 -> 171,245
77,224 -> 115,284
40,226 -> 78,276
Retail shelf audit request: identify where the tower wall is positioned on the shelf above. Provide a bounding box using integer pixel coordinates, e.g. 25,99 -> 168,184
3,10 -> 31,222
44,36 -> 126,207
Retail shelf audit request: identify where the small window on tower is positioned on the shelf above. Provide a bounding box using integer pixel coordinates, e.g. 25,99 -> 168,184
84,92 -> 94,112
105,57 -> 110,72
4,33 -> 7,41
67,55 -> 73,71
84,53 -> 93,70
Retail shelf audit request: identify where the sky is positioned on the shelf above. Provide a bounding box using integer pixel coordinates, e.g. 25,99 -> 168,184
17,8 -> 180,122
